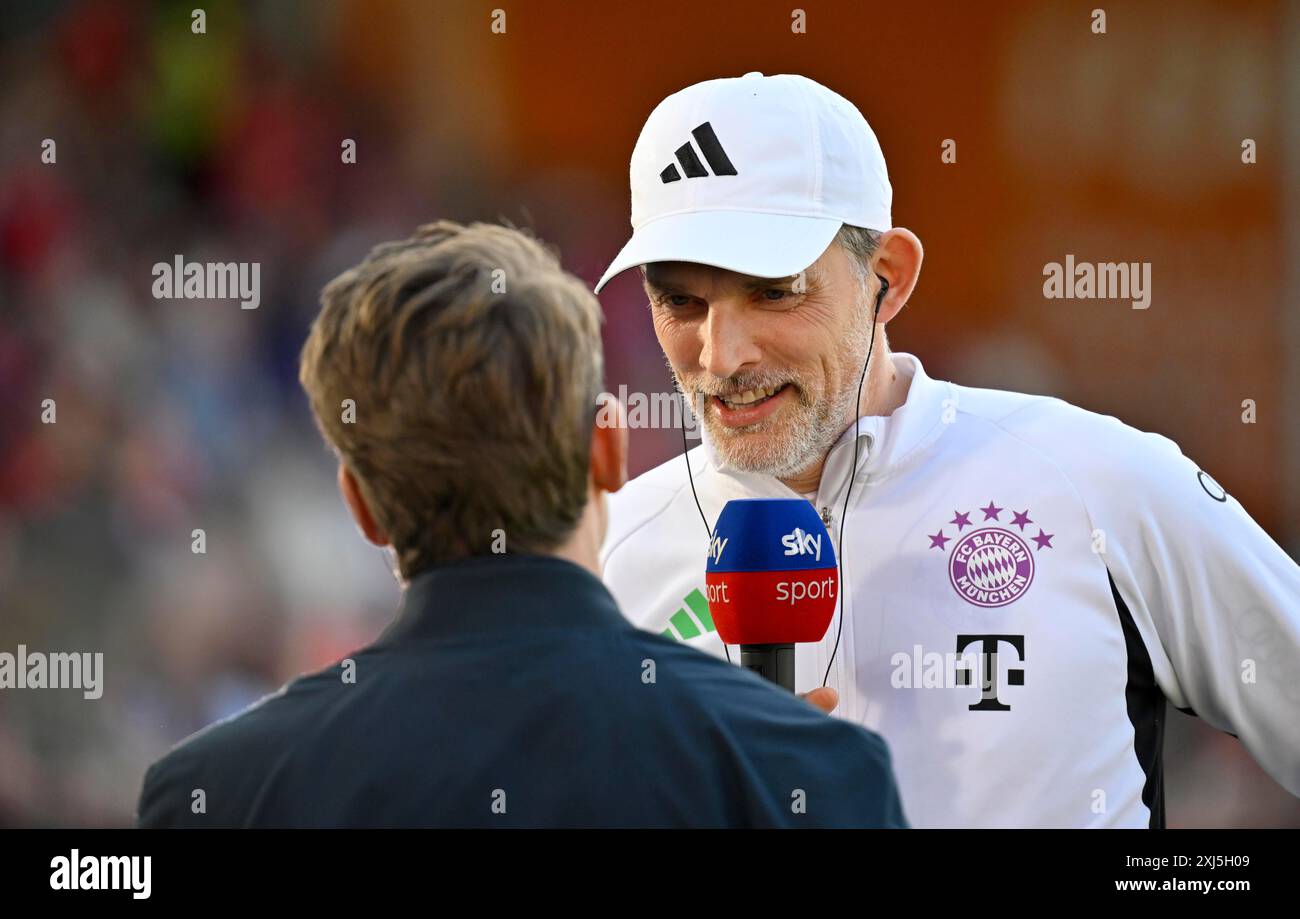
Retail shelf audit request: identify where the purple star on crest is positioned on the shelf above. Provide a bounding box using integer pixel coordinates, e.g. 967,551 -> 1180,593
929,530 -> 950,550
949,511 -> 971,530
1032,529 -> 1054,550
980,501 -> 1003,521
1011,509 -> 1033,530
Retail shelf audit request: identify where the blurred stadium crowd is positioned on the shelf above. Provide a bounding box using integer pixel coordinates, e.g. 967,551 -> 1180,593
0,0 -> 1295,826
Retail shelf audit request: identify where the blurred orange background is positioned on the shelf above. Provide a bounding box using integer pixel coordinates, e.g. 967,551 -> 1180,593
0,0 -> 1295,826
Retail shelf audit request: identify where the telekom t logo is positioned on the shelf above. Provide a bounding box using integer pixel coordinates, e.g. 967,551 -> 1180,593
954,634 -> 1025,711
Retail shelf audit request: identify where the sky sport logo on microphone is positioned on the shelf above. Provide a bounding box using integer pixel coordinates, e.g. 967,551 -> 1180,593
781,527 -> 822,561
705,498 -> 838,646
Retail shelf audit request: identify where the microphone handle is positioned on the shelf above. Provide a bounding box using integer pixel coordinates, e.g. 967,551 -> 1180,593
739,643 -> 795,692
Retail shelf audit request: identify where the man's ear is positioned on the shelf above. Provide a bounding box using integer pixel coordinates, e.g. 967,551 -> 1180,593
872,228 -> 924,324
590,393 -> 628,495
337,463 -> 390,547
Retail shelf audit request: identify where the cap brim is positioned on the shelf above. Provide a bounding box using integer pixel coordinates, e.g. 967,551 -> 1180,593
593,211 -> 843,294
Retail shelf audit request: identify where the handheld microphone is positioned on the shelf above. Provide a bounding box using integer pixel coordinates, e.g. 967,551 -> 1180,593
704,498 -> 839,691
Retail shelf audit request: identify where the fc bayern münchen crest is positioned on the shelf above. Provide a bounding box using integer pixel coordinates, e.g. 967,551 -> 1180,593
927,501 -> 1053,608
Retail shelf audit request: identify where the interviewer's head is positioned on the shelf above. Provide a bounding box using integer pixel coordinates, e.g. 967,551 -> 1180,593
299,220 -> 626,581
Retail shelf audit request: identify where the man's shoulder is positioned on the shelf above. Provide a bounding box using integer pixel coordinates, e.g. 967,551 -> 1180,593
602,446 -> 703,563
951,380 -> 1181,469
632,629 -> 892,761
637,633 -> 904,825
947,378 -> 1195,511
169,663 -> 343,753
137,662 -> 351,825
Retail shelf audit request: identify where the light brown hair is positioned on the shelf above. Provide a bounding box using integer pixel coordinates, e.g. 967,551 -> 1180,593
300,220 -> 604,578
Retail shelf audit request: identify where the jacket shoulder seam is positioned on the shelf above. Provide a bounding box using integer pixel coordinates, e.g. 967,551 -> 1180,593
955,400 -> 1102,536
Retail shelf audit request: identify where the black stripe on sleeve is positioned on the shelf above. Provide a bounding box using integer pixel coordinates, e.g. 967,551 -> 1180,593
1109,570 -> 1167,829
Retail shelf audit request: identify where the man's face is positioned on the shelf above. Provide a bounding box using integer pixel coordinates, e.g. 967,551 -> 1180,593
644,241 -> 872,480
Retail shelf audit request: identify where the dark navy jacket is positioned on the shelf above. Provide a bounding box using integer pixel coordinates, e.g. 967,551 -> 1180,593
137,554 -> 907,827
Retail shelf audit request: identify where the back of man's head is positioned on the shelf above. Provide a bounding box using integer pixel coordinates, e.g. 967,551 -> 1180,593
300,220 -> 604,579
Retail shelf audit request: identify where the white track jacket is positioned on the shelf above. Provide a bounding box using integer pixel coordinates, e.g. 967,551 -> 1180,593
600,353 -> 1300,827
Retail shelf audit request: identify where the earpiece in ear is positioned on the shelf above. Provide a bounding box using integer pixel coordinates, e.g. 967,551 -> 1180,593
873,275 -> 889,314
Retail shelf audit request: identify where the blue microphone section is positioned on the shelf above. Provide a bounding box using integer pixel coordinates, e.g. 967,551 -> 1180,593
705,497 -> 838,573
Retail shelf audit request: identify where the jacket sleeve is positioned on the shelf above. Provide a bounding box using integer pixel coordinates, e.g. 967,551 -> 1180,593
1013,402 -> 1300,796
724,670 -> 911,828
790,718 -> 910,828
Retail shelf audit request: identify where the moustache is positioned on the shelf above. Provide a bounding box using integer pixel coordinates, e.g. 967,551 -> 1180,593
682,375 -> 802,400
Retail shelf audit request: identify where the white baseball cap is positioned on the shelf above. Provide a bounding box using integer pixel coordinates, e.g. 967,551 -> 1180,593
594,71 -> 892,294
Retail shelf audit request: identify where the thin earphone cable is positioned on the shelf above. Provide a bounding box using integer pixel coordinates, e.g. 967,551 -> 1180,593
678,384 -> 731,663
822,281 -> 883,687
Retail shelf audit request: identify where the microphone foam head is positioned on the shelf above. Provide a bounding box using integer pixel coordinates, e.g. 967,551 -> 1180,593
705,498 -> 839,645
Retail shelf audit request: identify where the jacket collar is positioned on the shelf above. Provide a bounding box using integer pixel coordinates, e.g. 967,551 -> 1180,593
697,352 -> 954,508
377,553 -> 631,646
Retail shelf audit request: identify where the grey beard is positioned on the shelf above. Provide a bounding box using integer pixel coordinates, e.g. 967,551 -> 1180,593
683,325 -> 874,482
756,377 -> 861,480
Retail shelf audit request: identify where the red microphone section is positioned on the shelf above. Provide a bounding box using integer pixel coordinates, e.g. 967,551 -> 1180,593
706,568 -> 838,645
704,498 -> 840,646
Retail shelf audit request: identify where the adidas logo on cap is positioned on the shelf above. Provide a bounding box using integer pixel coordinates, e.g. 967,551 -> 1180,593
659,122 -> 738,183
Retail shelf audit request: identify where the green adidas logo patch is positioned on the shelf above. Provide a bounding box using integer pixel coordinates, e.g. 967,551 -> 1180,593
660,588 -> 716,641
